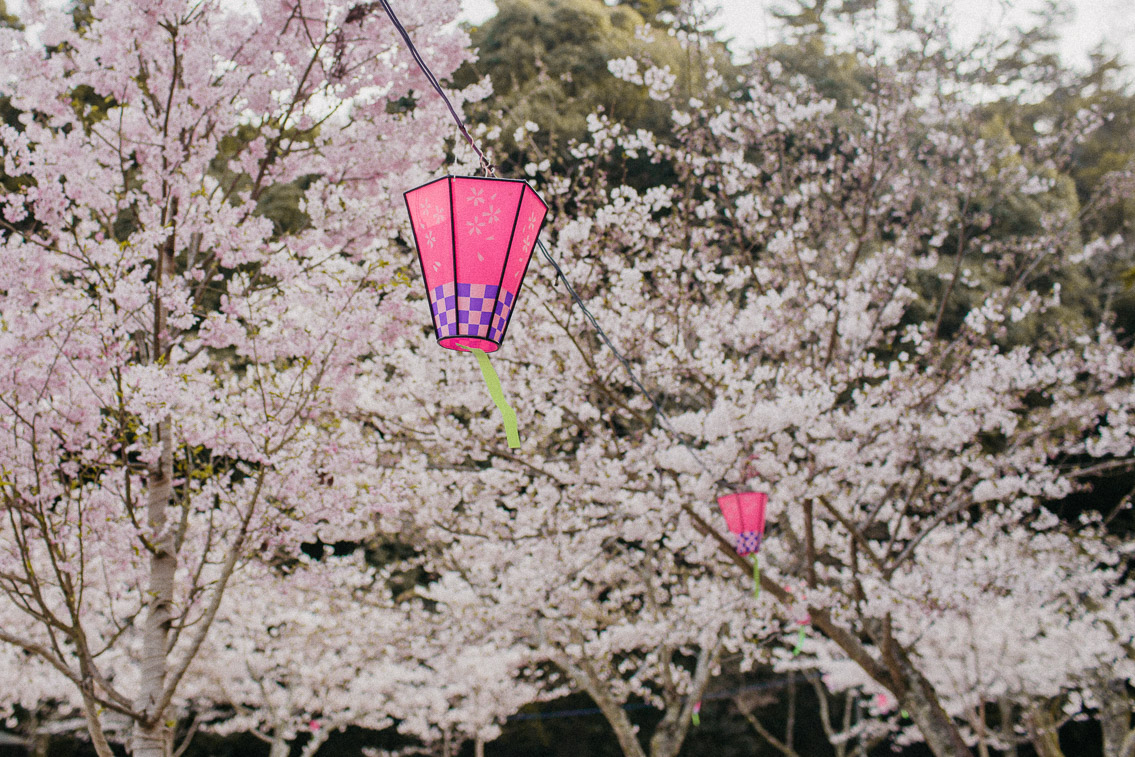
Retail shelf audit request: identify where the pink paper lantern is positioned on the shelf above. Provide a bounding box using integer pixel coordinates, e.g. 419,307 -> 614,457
404,175 -> 549,353
717,492 -> 767,555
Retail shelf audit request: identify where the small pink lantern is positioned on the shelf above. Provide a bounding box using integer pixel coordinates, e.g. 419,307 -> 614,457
404,175 -> 549,353
717,492 -> 767,555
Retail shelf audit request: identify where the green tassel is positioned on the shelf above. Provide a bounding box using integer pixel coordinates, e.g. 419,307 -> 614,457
752,554 -> 760,599
691,711 -> 700,727
465,347 -> 520,448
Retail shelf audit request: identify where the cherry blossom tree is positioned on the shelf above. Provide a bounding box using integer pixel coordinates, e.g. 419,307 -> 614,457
3,1 -> 1133,756
0,0 -> 476,754
187,549 -> 549,757
798,512 -> 1135,757
184,557 -> 399,757
362,12 -> 1135,757
402,503 -> 773,757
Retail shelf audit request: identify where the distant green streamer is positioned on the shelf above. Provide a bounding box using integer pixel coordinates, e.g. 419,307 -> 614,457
466,347 -> 520,448
753,555 -> 760,599
792,627 -> 806,656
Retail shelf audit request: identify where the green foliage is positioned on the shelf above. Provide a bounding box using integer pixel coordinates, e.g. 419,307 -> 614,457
986,53 -> 1135,240
611,0 -> 682,19
454,0 -> 733,175
982,55 -> 1135,334
764,0 -> 914,106
206,121 -> 321,238
766,0 -> 1134,345
66,0 -> 96,33
68,83 -> 117,130
766,35 -> 872,107
0,0 -> 20,29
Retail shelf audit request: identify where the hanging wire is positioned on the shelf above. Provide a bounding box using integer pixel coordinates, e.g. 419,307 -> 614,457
536,239 -> 733,490
377,0 -> 495,176
374,0 -> 735,490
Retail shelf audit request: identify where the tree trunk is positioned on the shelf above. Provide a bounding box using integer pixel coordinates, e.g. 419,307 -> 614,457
132,229 -> 177,757
1095,676 -> 1135,757
887,638 -> 974,757
998,699 -> 1019,757
133,417 -> 176,757
1025,704 -> 1064,757
269,737 -> 291,757
80,693 -> 117,757
648,637 -> 721,757
555,653 -> 648,757
650,732 -> 681,757
800,607 -> 973,757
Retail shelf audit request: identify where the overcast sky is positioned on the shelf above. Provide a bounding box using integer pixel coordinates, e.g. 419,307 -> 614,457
460,0 -> 1134,71
6,0 -> 1129,70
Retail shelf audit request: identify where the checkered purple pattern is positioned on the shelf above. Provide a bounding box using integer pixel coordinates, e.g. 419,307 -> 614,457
430,282 -> 500,339
489,290 -> 516,342
735,530 -> 762,556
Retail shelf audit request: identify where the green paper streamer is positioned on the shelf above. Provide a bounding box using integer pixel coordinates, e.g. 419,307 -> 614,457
465,347 -> 520,449
792,626 -> 805,656
753,554 -> 760,599
691,711 -> 700,727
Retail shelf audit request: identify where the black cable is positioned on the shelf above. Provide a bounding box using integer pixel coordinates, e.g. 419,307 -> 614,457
377,0 -> 494,175
536,238 -> 731,489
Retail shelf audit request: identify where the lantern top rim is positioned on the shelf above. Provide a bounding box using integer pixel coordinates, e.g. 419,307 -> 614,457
404,174 -> 549,201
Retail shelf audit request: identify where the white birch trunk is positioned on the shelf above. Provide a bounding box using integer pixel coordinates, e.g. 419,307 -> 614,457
133,417 -> 176,757
129,214 -> 179,757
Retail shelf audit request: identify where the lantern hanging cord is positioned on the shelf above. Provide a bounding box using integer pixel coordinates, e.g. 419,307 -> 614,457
536,238 -> 731,489
376,0 -> 495,176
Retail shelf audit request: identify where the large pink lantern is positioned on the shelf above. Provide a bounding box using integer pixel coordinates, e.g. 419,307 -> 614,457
717,492 -> 768,555
404,175 -> 549,353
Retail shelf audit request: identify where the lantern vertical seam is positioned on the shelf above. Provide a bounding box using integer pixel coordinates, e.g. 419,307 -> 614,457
491,186 -> 526,348
448,176 -> 460,342
404,187 -> 439,337
498,193 -> 549,345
